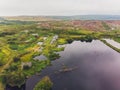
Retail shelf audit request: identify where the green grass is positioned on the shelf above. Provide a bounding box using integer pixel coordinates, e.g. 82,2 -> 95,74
57,38 -> 67,45
101,39 -> 120,53
113,37 -> 120,43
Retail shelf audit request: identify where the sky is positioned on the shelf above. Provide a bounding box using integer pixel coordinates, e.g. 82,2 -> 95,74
0,0 -> 120,16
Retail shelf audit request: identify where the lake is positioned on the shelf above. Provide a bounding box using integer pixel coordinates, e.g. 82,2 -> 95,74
26,40 -> 120,90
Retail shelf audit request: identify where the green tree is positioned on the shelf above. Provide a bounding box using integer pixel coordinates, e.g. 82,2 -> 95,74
3,71 -> 26,87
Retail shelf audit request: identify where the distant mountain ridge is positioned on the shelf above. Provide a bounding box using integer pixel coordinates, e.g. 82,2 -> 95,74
1,15 -> 120,21
1,16 -> 55,21
48,15 -> 120,20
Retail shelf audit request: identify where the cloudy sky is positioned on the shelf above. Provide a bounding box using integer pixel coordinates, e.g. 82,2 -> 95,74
0,0 -> 120,16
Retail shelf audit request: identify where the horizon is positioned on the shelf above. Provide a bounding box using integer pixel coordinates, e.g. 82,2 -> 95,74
1,14 -> 120,17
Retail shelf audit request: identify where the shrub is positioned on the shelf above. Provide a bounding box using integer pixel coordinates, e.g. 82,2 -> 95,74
13,57 -> 20,62
23,65 -> 30,70
34,76 -> 53,90
66,38 -> 73,43
3,72 -> 26,87
48,52 -> 60,60
0,59 -> 5,66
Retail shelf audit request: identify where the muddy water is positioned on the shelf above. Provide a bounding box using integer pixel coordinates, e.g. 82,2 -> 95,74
26,40 -> 120,90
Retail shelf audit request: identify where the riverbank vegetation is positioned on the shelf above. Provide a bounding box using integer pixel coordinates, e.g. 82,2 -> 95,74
101,39 -> 120,53
34,76 -> 53,90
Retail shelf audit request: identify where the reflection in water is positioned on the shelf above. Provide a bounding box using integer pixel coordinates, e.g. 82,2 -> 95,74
27,40 -> 120,90
6,84 -> 25,90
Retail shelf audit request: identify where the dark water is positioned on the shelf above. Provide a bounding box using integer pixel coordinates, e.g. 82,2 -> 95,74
26,40 -> 120,90
6,84 -> 25,90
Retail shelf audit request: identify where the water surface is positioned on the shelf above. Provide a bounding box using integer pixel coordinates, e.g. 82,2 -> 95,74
27,40 -> 120,90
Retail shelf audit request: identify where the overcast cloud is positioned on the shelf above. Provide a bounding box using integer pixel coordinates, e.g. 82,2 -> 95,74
0,0 -> 120,16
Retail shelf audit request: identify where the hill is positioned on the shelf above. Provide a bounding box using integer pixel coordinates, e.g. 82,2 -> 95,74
48,15 -> 120,20
2,15 -> 120,21
2,16 -> 56,21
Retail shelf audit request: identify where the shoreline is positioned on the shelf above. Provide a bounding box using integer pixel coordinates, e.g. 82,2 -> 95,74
101,39 -> 120,53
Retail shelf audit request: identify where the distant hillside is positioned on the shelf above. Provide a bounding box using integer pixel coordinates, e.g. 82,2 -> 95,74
48,15 -> 120,20
2,15 -> 120,21
37,20 -> 120,31
2,16 -> 56,21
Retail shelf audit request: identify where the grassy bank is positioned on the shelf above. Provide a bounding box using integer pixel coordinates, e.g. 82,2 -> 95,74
101,39 -> 120,53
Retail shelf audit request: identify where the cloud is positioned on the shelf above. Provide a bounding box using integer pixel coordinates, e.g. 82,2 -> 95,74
0,0 -> 120,16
